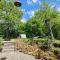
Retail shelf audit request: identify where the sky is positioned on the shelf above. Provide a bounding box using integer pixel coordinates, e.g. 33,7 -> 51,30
18,0 -> 60,22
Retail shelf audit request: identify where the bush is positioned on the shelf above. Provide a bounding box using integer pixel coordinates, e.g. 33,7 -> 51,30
40,42 -> 49,51
53,40 -> 60,48
53,43 -> 60,48
53,48 -> 60,56
40,39 -> 50,51
48,57 -> 57,60
53,43 -> 58,47
34,38 -> 47,43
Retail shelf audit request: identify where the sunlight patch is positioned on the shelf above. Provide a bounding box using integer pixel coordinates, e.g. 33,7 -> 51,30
21,18 -> 26,23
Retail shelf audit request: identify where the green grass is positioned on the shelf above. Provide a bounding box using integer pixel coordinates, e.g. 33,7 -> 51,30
11,38 -> 60,43
11,38 -> 60,44
0,37 -> 4,48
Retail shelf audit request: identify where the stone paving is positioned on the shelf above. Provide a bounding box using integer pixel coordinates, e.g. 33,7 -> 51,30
0,41 -> 39,60
0,51 -> 39,60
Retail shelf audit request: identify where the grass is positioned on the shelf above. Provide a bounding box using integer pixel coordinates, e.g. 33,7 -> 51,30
12,38 -> 60,45
18,38 -> 47,44
0,37 -> 4,48
11,37 -> 60,42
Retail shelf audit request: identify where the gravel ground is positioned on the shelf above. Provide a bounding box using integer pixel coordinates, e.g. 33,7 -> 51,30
0,51 -> 39,60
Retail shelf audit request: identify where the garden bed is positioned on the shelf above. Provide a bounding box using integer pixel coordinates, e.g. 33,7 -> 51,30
14,39 -> 57,60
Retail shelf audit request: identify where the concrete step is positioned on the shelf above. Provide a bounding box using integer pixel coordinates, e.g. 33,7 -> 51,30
3,47 -> 15,50
3,45 -> 14,48
4,44 -> 14,46
3,49 -> 15,52
3,41 -> 14,45
2,48 -> 15,52
3,48 -> 15,50
2,41 -> 15,52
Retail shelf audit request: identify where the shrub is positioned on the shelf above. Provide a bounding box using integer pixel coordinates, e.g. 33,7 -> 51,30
53,40 -> 60,48
34,38 -> 47,43
53,48 -> 60,56
48,57 -> 57,60
53,43 -> 58,47
40,43 -> 49,51
40,39 -> 50,51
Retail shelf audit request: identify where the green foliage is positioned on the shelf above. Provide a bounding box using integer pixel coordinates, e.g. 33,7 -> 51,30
0,0 -> 23,39
53,48 -> 60,56
25,1 -> 60,39
33,38 -> 47,43
52,23 -> 60,39
53,40 -> 60,48
0,37 -> 4,48
25,18 -> 45,38
40,39 -> 50,50
35,2 -> 60,38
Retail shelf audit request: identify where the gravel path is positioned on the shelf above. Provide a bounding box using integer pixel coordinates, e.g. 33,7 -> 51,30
0,51 -> 39,60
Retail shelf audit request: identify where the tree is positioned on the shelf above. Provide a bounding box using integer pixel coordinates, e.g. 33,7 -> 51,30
52,21 -> 60,39
25,17 -> 45,38
35,1 -> 60,49
25,1 -> 60,49
0,0 -> 22,40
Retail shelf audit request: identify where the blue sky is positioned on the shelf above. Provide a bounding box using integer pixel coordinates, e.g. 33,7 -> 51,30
18,0 -> 60,22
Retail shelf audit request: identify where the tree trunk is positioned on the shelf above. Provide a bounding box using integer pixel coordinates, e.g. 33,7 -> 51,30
4,27 -> 10,41
48,24 -> 54,50
45,19 -> 54,50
